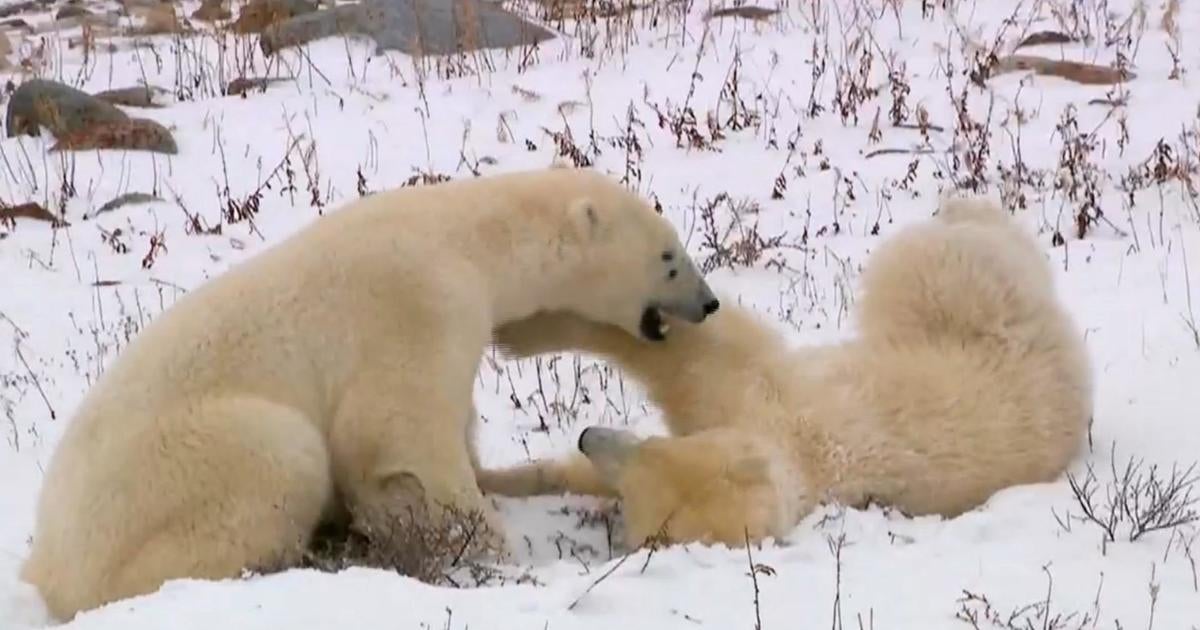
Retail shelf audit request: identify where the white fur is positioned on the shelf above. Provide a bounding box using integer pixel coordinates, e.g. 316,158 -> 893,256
21,167 -> 717,620
484,196 -> 1094,549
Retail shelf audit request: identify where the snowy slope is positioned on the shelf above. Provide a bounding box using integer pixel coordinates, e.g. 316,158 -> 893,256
2,0 -> 1199,628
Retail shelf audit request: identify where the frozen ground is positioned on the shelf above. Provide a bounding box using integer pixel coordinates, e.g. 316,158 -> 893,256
2,0 -> 1200,627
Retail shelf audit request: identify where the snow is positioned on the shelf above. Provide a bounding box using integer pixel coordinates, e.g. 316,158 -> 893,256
2,0 -> 1200,628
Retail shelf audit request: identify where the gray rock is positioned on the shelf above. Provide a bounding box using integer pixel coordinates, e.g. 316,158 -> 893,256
5,79 -> 129,138
94,86 -> 164,108
260,0 -> 555,57
225,76 -> 291,96
232,0 -> 318,34
54,5 -> 92,20
0,2 -> 38,20
87,191 -> 163,219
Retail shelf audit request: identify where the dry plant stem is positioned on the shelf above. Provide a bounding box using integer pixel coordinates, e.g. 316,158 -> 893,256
14,341 -> 56,421
829,532 -> 845,630
743,527 -> 775,630
566,513 -> 672,611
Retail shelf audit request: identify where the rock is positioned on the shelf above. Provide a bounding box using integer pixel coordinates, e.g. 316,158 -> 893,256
991,54 -> 1135,86
120,0 -> 173,10
94,86 -> 165,108
5,79 -> 130,138
0,30 -> 10,70
0,201 -> 68,227
55,5 -> 92,20
191,0 -> 232,22
0,1 -> 37,19
32,11 -> 120,34
87,191 -> 163,219
127,3 -> 183,34
1014,30 -> 1078,49
49,117 -> 178,154
259,3 -> 360,54
260,0 -> 556,57
703,5 -> 779,20
232,0 -> 317,34
531,0 -> 638,20
224,76 -> 290,96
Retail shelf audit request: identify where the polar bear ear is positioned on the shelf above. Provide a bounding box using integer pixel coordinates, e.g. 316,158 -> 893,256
725,455 -> 770,485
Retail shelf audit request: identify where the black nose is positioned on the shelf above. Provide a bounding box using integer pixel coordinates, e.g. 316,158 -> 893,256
703,299 -> 720,315
577,427 -> 594,453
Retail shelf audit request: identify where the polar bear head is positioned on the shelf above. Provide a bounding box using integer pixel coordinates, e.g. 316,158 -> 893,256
547,171 -> 720,342
575,426 -> 805,548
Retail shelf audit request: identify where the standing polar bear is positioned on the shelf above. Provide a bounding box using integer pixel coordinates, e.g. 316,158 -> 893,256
482,195 -> 1094,549
21,167 -> 720,621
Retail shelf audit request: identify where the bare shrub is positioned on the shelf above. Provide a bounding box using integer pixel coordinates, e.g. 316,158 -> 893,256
955,567 -> 1096,630
259,500 -> 527,589
695,192 -> 796,274
1056,444 -> 1199,550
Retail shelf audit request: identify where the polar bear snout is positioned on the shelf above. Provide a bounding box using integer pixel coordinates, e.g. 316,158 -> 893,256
577,426 -> 640,457
577,426 -> 642,483
658,281 -> 721,324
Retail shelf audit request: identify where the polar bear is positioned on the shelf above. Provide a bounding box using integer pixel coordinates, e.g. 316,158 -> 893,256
480,195 -> 1093,549
21,167 -> 720,621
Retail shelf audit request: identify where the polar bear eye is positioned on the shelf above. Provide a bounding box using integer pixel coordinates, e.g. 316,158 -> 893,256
661,250 -> 675,262
668,269 -> 678,279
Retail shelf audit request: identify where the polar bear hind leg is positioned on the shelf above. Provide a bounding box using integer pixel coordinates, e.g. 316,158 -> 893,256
856,195 -> 1056,348
31,395 -> 332,620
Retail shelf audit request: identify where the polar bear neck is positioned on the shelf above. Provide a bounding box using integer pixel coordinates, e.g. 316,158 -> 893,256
456,205 -> 596,325
554,304 -> 795,436
394,186 -> 612,326
312,169 -> 634,327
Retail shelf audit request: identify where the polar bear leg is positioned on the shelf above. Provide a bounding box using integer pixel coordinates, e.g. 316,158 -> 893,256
935,194 -> 1012,226
330,374 -> 509,559
477,451 -> 618,498
82,396 -> 331,618
857,198 -> 1053,347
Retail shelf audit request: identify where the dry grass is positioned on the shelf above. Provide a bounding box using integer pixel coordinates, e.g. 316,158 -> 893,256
255,500 -> 531,589
48,118 -> 178,153
0,201 -> 66,227
992,54 -> 1135,85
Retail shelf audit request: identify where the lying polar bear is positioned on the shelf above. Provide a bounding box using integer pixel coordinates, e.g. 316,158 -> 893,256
22,167 -> 719,620
482,195 -> 1094,549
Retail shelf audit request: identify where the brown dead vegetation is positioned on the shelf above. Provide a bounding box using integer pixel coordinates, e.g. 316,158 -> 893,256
704,5 -> 780,21
0,201 -> 68,227
192,0 -> 233,22
1013,30 -> 1078,49
49,118 -> 178,154
126,4 -> 187,35
531,0 -> 648,21
257,500 -> 522,589
233,0 -> 314,34
992,54 -> 1134,85
0,30 -> 11,69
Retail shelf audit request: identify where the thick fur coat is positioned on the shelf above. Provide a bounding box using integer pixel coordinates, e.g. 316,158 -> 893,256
482,196 -> 1094,549
21,167 -> 719,620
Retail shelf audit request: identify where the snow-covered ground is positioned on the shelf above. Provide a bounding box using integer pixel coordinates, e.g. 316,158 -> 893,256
2,0 -> 1200,627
